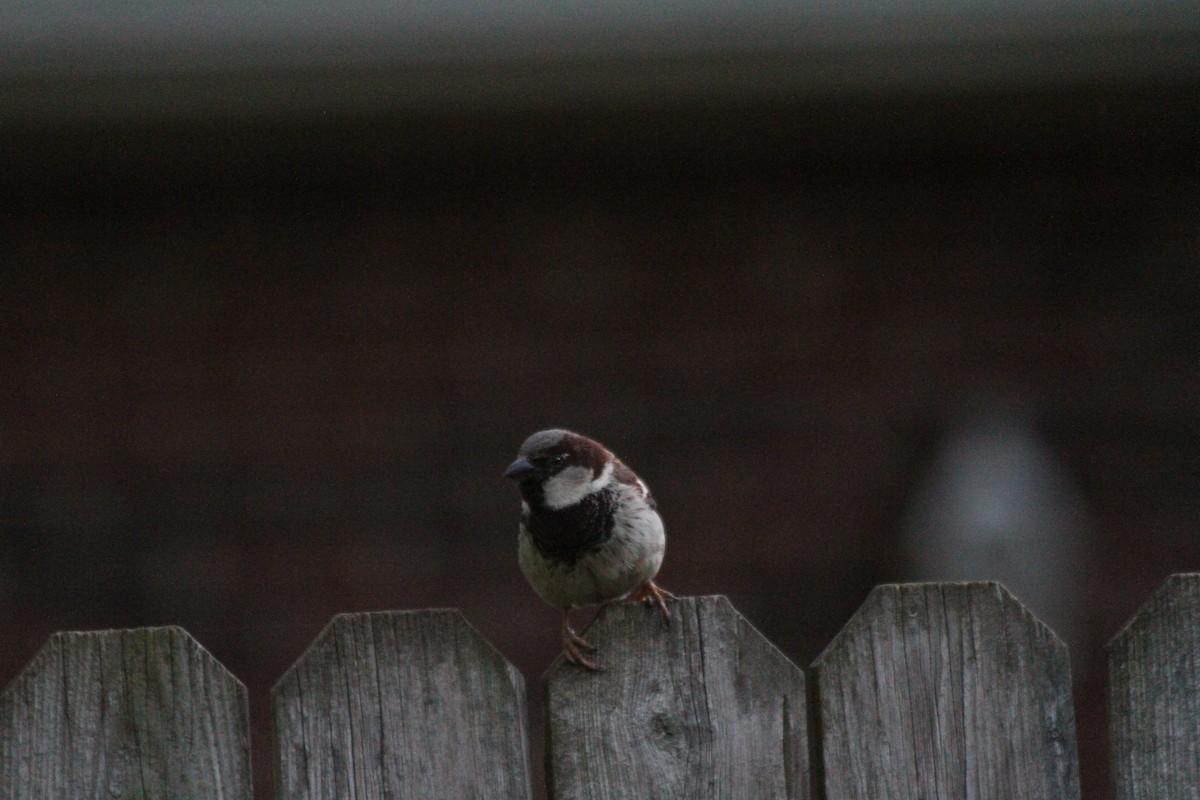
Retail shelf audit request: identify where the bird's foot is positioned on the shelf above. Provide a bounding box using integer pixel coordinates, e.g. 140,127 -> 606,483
561,616 -> 600,671
633,580 -> 676,626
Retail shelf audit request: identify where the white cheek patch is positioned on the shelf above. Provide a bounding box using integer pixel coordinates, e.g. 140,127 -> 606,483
542,462 -> 613,509
588,462 -> 614,493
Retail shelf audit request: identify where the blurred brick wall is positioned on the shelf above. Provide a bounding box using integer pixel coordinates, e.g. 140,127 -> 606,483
1,85 -> 1197,796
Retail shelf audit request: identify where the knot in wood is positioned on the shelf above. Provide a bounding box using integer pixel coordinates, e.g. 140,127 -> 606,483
651,711 -> 683,741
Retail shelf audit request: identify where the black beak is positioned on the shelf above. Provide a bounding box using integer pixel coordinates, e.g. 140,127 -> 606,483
504,457 -> 536,480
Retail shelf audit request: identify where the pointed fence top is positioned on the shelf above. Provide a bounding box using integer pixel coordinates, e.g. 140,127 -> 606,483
545,595 -> 808,800
0,625 -> 251,799
1107,573 -> 1200,800
272,607 -> 532,800
811,581 -> 1079,800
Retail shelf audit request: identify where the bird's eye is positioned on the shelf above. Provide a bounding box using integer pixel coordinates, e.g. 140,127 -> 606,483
550,453 -> 569,466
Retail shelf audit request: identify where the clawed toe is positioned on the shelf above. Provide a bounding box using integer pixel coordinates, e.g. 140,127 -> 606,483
562,639 -> 600,671
565,629 -> 596,652
634,580 -> 675,626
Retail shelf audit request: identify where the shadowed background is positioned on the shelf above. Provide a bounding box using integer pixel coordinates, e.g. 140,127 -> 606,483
2,2 -> 1198,797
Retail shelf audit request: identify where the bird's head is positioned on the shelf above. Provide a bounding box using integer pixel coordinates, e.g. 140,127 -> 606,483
504,429 -> 615,509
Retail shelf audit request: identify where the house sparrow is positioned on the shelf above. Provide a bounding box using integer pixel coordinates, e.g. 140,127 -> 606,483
504,429 -> 673,670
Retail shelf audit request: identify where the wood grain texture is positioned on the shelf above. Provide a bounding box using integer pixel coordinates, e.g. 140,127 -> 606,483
272,609 -> 531,800
0,626 -> 251,799
545,595 -> 807,800
1108,573 -> 1200,800
811,582 -> 1078,800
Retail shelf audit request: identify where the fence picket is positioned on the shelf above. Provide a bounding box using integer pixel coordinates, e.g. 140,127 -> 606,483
271,609 -> 531,800
1108,572 -> 1200,800
0,626 -> 251,799
545,595 -> 807,800
810,582 -> 1079,800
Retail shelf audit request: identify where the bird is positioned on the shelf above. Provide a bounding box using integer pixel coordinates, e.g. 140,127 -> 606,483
504,428 -> 673,670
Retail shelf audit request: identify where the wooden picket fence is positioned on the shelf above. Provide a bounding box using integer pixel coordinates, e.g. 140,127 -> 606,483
2,575 -> 1198,799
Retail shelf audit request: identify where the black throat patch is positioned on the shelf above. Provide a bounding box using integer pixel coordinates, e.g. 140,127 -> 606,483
523,487 -> 617,567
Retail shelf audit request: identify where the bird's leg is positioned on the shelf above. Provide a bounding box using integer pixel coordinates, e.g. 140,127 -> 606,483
561,610 -> 599,671
633,580 -> 676,626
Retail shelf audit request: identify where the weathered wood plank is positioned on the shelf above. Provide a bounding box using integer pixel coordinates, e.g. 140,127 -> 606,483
0,625 -> 251,799
1108,572 -> 1200,800
811,582 -> 1078,800
545,595 -> 807,800
272,609 -> 531,800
